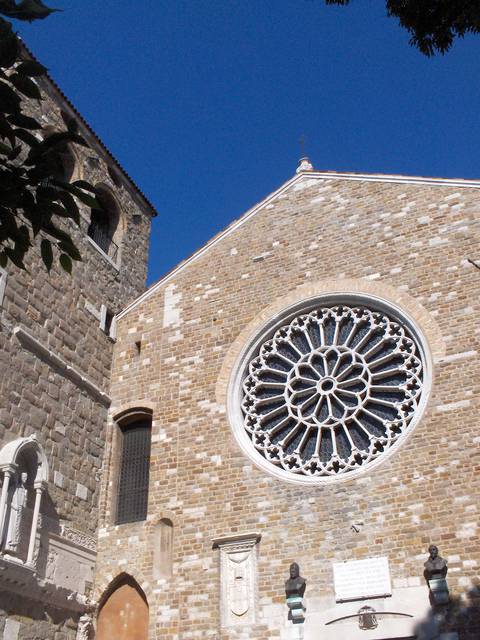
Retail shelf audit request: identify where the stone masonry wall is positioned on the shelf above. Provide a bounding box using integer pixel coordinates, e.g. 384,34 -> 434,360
0,75 -> 153,639
96,172 -> 480,639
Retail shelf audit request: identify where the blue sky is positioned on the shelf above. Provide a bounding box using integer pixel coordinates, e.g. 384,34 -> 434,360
15,1 -> 480,284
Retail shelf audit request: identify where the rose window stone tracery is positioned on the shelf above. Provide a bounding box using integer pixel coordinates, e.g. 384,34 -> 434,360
240,303 -> 425,478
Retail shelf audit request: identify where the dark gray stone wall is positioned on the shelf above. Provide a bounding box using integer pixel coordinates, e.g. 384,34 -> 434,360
0,591 -> 78,640
0,72 -> 153,639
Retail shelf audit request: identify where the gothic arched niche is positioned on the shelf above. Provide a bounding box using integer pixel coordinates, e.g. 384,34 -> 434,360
88,184 -> 125,263
153,518 -> 173,579
42,126 -> 79,184
0,435 -> 49,564
97,574 -> 149,640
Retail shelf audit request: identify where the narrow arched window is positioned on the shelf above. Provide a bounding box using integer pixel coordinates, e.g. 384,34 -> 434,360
87,186 -> 123,263
116,419 -> 151,525
42,126 -> 78,184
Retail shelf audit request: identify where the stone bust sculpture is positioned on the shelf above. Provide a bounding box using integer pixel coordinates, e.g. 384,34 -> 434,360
424,544 -> 448,580
285,562 -> 306,599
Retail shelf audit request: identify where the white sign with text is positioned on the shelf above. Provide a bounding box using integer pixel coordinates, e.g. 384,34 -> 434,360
333,556 -> 392,602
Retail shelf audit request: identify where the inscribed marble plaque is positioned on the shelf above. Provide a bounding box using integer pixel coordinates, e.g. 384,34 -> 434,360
333,556 -> 392,602
213,532 -> 261,627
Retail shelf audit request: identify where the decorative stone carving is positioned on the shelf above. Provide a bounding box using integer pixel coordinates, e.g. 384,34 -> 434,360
45,548 -> 58,582
0,437 -> 48,566
76,614 -> 94,640
40,533 -> 96,595
239,301 -> 426,479
4,472 -> 28,554
213,533 -> 261,627
60,525 -> 97,552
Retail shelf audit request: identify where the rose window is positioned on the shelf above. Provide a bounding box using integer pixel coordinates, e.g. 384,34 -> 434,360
239,303 -> 425,479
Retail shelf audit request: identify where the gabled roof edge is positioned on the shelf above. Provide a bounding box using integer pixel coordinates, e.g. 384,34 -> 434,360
20,40 -> 157,217
117,172 -> 304,319
118,168 -> 480,320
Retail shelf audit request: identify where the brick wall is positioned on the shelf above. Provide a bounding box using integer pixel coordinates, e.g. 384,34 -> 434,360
95,172 -> 480,639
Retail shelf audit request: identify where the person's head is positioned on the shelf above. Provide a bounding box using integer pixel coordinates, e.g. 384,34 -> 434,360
289,562 -> 299,579
428,545 -> 438,559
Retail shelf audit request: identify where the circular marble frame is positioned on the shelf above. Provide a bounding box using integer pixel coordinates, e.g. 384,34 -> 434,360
227,292 -> 433,485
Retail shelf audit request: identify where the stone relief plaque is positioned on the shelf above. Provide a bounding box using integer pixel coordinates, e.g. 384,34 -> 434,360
333,556 -> 392,602
212,532 -> 261,627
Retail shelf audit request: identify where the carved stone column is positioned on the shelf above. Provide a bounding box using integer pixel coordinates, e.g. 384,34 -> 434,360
76,614 -> 94,640
212,532 -> 261,628
0,465 -> 16,547
26,481 -> 46,566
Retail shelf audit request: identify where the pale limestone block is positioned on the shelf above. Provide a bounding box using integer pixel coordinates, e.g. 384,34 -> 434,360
3,619 -> 21,640
76,483 -> 88,500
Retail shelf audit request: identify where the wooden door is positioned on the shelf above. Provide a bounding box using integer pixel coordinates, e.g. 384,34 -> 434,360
97,578 -> 149,640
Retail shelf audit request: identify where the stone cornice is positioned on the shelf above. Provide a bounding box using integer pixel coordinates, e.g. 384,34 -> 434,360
0,556 -> 88,613
13,326 -> 110,407
212,532 -> 262,548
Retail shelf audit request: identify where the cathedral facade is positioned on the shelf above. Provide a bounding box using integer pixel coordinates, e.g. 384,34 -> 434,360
93,164 -> 480,639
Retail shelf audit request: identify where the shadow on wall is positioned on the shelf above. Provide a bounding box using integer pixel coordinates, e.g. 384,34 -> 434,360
414,582 -> 480,640
0,588 -> 78,631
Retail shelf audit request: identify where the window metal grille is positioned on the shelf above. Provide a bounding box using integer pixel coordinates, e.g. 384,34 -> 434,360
87,219 -> 119,262
116,421 -> 151,524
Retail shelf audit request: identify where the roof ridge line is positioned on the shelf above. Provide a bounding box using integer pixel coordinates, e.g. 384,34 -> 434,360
117,172 -> 302,319
117,167 -> 480,320
19,39 -> 157,217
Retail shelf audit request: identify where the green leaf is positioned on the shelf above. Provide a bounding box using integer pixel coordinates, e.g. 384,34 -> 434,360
1,1 -> 61,21
9,73 -> 42,99
59,252 -> 72,273
19,187 -> 35,208
13,127 -> 40,147
0,139 -> 12,154
16,224 -> 31,249
4,246 -> 26,269
0,115 -> 15,146
0,19 -> 19,68
42,221 -> 72,243
40,238 -> 53,271
7,112 -> 42,129
49,201 -> 70,217
0,251 -> 7,268
26,163 -> 53,181
56,189 -> 80,224
23,204 -> 45,236
27,131 -> 76,161
66,118 -> 78,134
15,59 -> 47,77
0,80 -> 21,114
0,205 -> 19,234
58,239 -> 81,261
36,184 -> 58,201
7,144 -> 21,160
63,183 -> 100,208
72,179 -> 97,193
